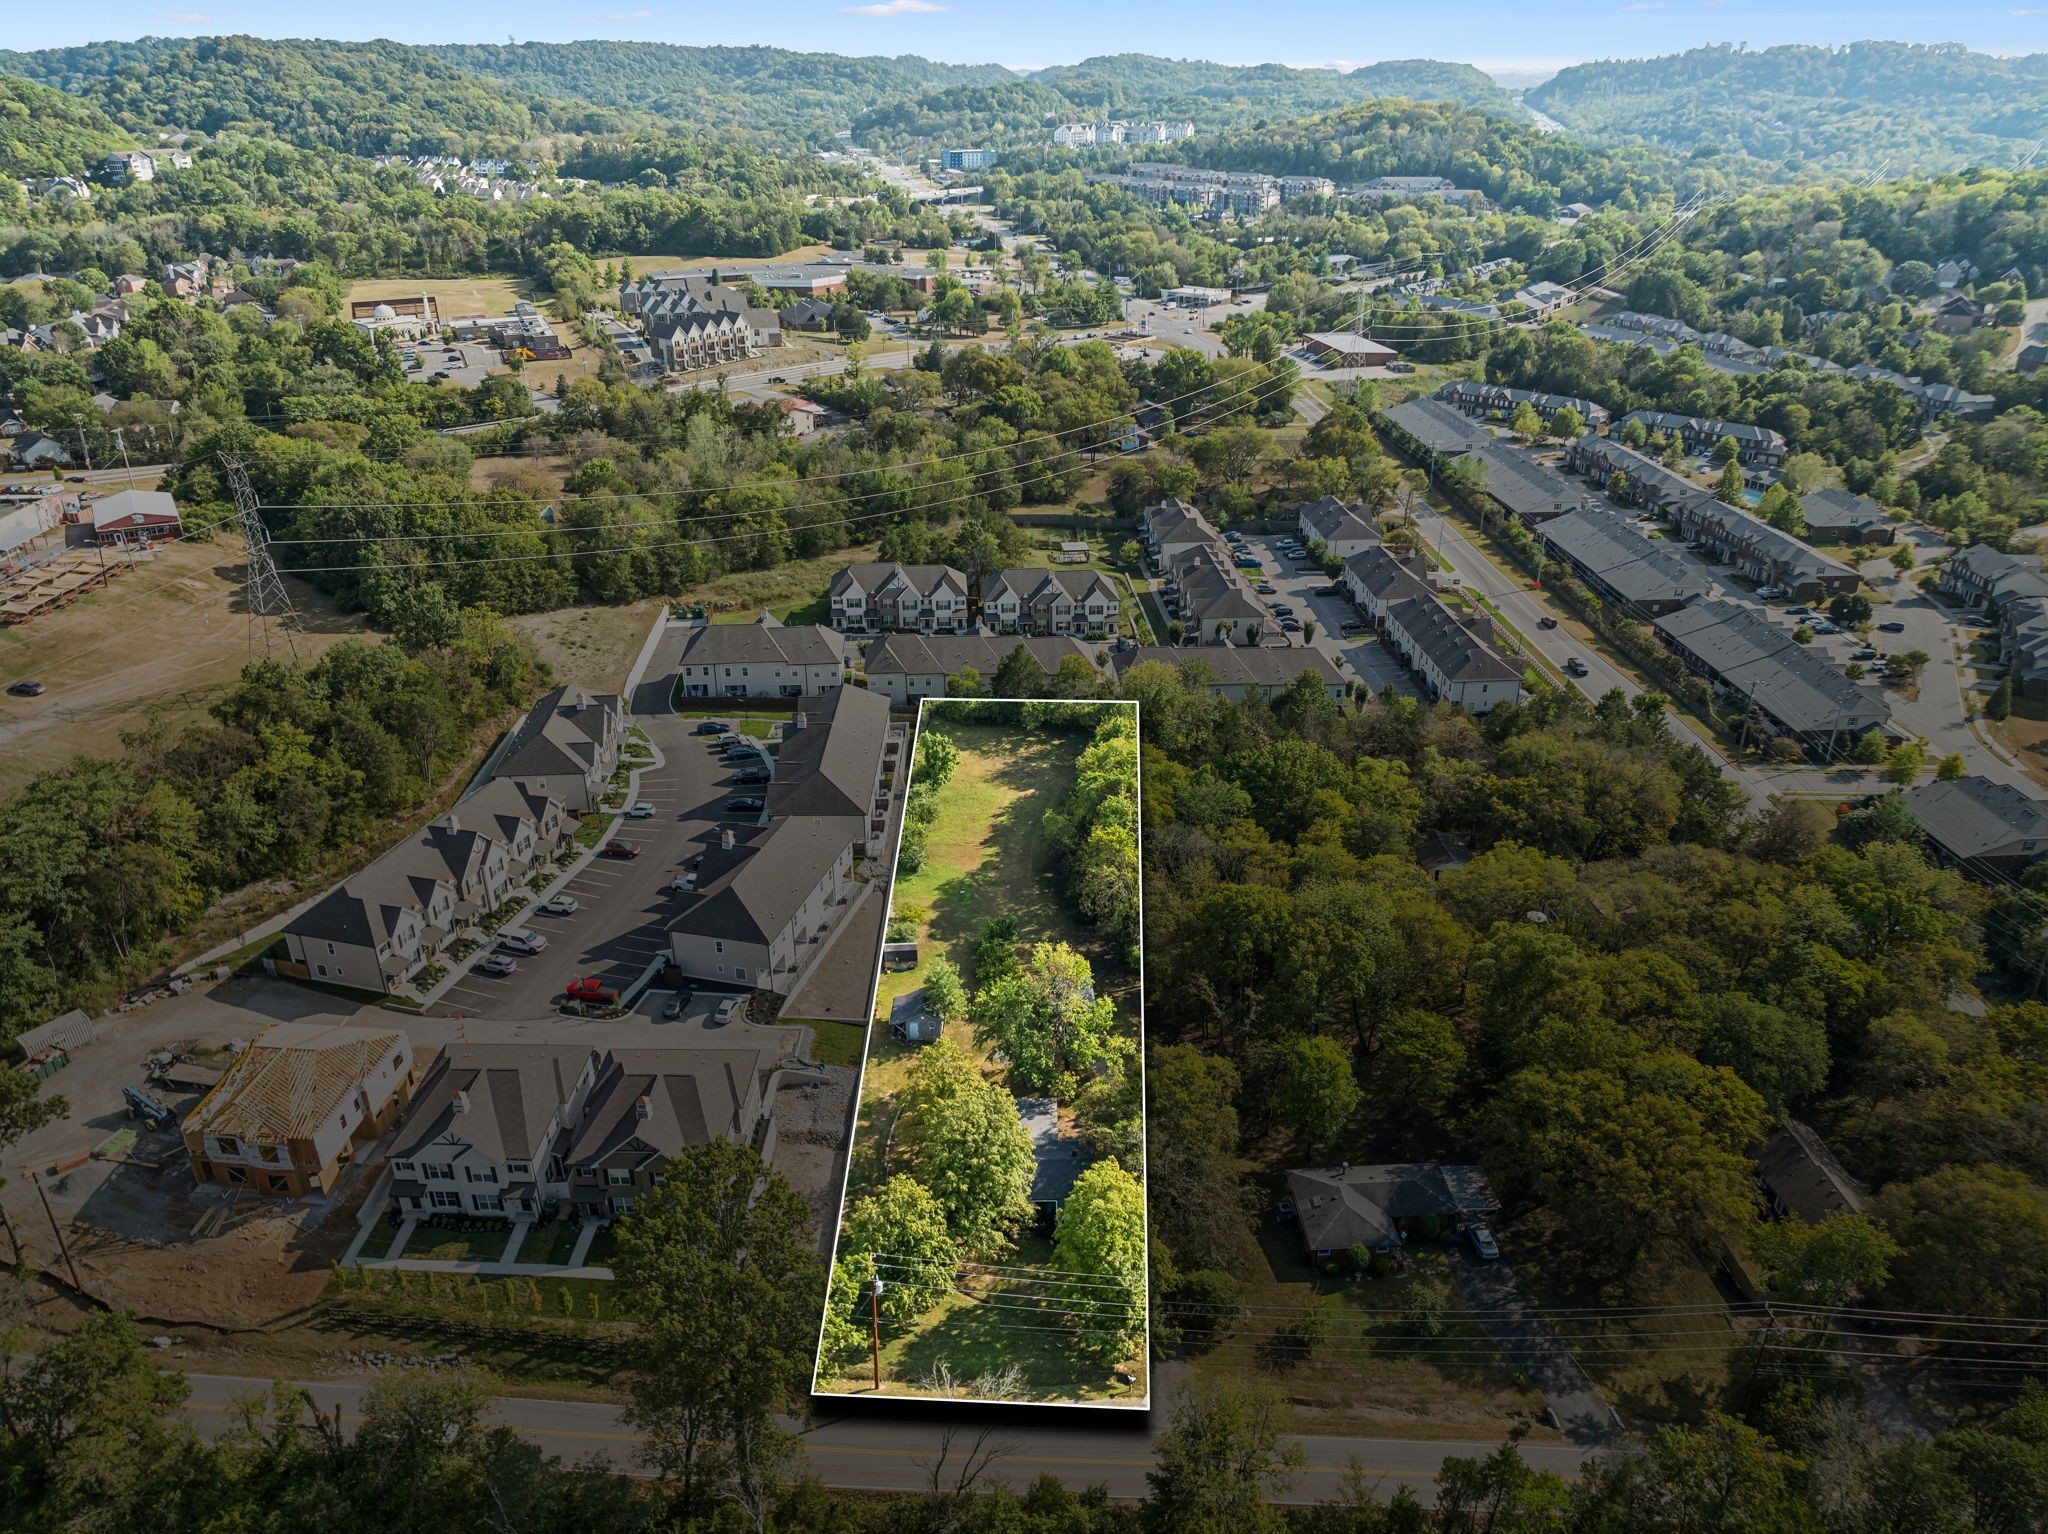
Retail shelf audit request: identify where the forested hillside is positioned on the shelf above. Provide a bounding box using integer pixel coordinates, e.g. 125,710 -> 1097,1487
1530,41 -> 2048,174
0,75 -> 133,178
0,35 -> 608,156
1030,53 -> 1519,123
428,41 -> 1013,142
1162,98 -> 1717,210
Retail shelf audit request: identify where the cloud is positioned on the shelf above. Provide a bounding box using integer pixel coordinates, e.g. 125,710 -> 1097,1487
2015,6 -> 2048,12
842,0 -> 948,14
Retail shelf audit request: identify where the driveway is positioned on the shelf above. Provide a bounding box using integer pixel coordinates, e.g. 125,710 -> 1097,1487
1448,1247 -> 1615,1446
438,714 -> 770,1018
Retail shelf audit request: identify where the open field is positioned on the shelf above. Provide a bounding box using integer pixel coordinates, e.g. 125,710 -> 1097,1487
0,537 -> 367,794
345,274 -> 529,318
610,245 -> 837,274
510,599 -> 667,689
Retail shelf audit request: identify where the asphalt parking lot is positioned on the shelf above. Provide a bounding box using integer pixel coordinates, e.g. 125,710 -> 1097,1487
438,716 -> 773,1018
1237,530 -> 1422,698
400,341 -> 502,389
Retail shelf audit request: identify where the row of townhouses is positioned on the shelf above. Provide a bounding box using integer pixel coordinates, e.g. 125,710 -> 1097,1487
1342,547 -> 1525,713
1654,600 -> 1889,752
826,562 -> 1121,636
1432,381 -> 1613,430
279,687 -> 622,995
385,1038 -> 784,1224
1565,438 -> 1861,602
1586,309 -> 1995,421
1618,410 -> 1789,468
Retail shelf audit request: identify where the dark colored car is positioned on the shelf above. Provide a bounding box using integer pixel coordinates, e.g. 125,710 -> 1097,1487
1878,621 -> 1907,633
1537,617 -> 1559,630
724,796 -> 765,813
731,768 -> 770,785
7,680 -> 46,697
693,721 -> 729,736
600,839 -> 642,859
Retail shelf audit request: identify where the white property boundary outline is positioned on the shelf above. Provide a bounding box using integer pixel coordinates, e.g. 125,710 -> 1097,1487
808,695 -> 1150,1412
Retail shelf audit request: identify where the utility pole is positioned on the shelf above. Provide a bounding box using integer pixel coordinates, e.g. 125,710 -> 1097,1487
869,1267 -> 885,1391
220,452 -> 301,663
31,1170 -> 83,1295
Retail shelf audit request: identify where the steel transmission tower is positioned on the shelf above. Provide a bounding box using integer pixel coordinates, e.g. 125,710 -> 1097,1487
220,453 -> 300,662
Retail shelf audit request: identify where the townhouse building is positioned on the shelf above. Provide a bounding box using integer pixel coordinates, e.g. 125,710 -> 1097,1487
1111,644 -> 1346,703
978,568 -> 1121,636
673,615 -> 847,699
827,562 -> 972,634
1941,544 -> 2048,613
1432,381 -> 1611,430
1619,410 -> 1788,468
862,633 -> 1101,705
2000,595 -> 2048,701
387,1039 -> 780,1224
1534,507 -> 1709,619
1163,543 -> 1267,644
1343,547 -> 1524,712
1296,496 -> 1380,559
1654,601 -> 1888,754
490,685 -> 625,815
184,1023 -> 417,1197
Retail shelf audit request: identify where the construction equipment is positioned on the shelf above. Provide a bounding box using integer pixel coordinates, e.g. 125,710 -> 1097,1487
121,1084 -> 176,1130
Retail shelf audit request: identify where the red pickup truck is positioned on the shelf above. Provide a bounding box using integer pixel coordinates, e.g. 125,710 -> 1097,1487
564,977 -> 620,1004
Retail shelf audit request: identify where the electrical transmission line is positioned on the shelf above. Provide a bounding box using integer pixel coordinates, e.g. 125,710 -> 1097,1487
221,453 -> 301,663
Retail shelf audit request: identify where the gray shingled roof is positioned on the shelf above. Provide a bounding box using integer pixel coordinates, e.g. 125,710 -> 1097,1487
1111,645 -> 1344,691
1381,397 -> 1491,457
1655,601 -> 1887,735
394,1044 -> 592,1165
1288,1163 -> 1498,1252
676,618 -> 845,669
1536,509 -> 1709,610
668,815 -> 857,946
769,687 -> 890,820
565,1046 -> 774,1164
1901,775 -> 2048,861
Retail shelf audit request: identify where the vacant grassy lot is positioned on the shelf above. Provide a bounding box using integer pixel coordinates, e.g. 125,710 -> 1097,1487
609,245 -> 837,274
0,538 -> 366,794
820,707 -> 1146,1405
509,600 -> 664,690
345,274 -> 528,318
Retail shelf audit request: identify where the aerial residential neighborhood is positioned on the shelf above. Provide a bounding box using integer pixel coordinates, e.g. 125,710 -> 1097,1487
3,11 -> 2048,1530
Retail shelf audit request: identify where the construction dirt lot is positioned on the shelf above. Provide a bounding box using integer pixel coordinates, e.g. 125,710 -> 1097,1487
0,537 -> 365,794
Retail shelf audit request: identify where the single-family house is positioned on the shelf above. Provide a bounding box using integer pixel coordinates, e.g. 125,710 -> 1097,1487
1755,1121 -> 1868,1226
1287,1162 -> 1498,1261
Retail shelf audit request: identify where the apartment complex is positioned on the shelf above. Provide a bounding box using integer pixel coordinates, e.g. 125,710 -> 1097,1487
1654,601 -> 1887,751
828,563 -> 973,634
978,568 -> 1121,636
1050,120 -> 1195,146
1090,163 -> 1283,217
862,632 -> 1102,705
667,685 -> 899,993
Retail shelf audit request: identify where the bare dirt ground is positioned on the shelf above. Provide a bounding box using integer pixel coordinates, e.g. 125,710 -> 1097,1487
0,536 -> 366,793
510,600 -> 668,687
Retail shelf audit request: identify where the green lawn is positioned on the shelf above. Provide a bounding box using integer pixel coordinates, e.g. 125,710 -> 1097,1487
399,1225 -> 514,1263
582,1224 -> 622,1270
513,1219 -> 586,1268
669,703 -> 791,740
784,1018 -> 866,1067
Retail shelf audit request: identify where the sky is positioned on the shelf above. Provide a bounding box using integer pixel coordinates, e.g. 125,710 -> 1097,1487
9,0 -> 2047,75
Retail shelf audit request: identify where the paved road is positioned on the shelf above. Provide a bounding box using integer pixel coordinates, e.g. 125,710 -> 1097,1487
1447,1251 -> 1615,1447
175,1371 -> 1602,1502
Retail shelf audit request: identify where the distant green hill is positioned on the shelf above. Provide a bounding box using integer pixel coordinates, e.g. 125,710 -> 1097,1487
0,73 -> 133,178
0,35 -> 602,155
1028,53 -> 1521,123
427,41 -> 1015,142
1529,41 -> 2048,174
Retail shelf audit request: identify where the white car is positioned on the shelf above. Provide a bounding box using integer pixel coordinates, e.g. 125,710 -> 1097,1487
475,953 -> 517,977
537,894 -> 579,916
497,929 -> 548,956
626,802 -> 656,818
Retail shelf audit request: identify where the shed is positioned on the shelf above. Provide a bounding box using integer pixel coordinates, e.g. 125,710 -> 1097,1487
13,1008 -> 96,1062
888,987 -> 942,1044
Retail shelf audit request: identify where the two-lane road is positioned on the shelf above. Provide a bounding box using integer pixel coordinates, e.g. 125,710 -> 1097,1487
176,1371 -> 1601,1503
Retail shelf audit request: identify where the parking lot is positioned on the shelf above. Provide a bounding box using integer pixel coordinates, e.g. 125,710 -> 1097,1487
437,715 -> 774,1018
399,340 -> 502,388
1234,530 -> 1423,698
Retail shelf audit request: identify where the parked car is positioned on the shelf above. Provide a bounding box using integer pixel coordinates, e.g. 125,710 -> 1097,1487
601,839 -> 642,859
1853,647 -> 1879,661
1467,1223 -> 1501,1261
7,680 -> 46,697
625,801 -> 656,818
1270,604 -> 1294,616
1756,585 -> 1787,599
1809,620 -> 1840,635
537,894 -> 579,916
1537,616 -> 1559,630
1565,657 -> 1590,677
475,953 -> 518,977
1339,619 -> 1366,633
725,796 -> 766,813
662,995 -> 685,1020
1316,585 -> 1343,597
1279,617 -> 1302,631
1787,605 -> 1812,617
693,721 -> 729,736
667,872 -> 698,894
1236,556 -> 1263,570
497,929 -> 547,956
731,768 -> 770,785
564,977 -> 620,1004
1254,582 -> 1277,594
712,996 -> 746,1025
1879,620 -> 1907,633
